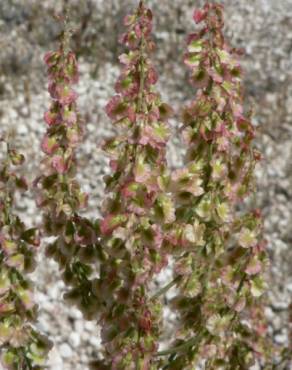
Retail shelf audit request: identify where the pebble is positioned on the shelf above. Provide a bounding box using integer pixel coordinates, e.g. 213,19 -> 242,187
74,320 -> 84,335
59,343 -> 73,359
89,336 -> 101,348
272,301 -> 289,311
17,123 -> 29,135
84,321 -> 96,332
69,332 -> 81,348
275,333 -> 288,345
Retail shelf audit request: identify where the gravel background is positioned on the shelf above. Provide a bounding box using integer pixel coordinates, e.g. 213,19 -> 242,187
0,0 -> 292,369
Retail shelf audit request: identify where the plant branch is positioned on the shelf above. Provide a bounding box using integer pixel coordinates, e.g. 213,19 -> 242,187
151,275 -> 182,301
155,330 -> 206,356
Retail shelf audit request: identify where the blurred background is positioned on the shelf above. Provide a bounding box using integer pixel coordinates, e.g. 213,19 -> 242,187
0,0 -> 292,368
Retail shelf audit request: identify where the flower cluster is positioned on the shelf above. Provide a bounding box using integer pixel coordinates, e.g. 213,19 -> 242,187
160,3 -> 268,368
94,2 -> 175,368
35,20 -> 99,319
30,3 -> 282,369
0,139 -> 51,369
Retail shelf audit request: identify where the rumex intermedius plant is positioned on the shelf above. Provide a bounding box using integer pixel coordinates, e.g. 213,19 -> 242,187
34,14 -> 99,319
4,2 -> 283,370
157,3 -> 269,369
0,137 -> 51,369
92,1 -> 175,368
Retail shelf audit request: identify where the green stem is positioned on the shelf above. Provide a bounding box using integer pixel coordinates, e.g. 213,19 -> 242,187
155,330 -> 207,356
151,275 -> 182,301
137,34 -> 146,114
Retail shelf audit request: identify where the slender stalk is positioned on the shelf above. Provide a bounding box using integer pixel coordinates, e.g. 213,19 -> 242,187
151,275 -> 182,301
155,330 -> 207,356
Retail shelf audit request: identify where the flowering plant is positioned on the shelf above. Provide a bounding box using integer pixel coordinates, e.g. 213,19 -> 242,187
42,3 -> 272,370
0,137 -> 51,369
92,2 -> 176,368
159,3 -> 269,369
35,15 -> 99,319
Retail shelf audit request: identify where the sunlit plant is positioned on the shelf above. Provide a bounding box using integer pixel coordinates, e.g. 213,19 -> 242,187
34,14 -> 99,320
6,1 -> 288,369
91,1 -> 176,368
0,137 -> 51,369
158,3 -> 269,369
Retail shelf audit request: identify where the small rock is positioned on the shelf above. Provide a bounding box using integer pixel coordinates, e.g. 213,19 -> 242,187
272,301 -> 289,311
69,332 -> 81,348
287,283 -> 292,293
89,335 -> 101,348
84,321 -> 95,331
275,333 -> 288,345
60,343 -> 73,359
74,320 -> 84,334
18,123 -> 29,135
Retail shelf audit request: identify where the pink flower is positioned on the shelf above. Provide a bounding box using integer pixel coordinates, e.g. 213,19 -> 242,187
138,310 -> 152,332
134,157 -> 151,183
51,155 -> 67,174
190,68 -> 210,88
207,67 -> 224,83
245,258 -> 262,276
109,160 -> 118,171
119,52 -> 139,66
187,32 -> 201,44
127,202 -> 147,216
134,23 -> 143,38
67,128 -> 80,146
121,181 -> 139,198
44,51 -> 60,66
41,135 -> 59,155
78,192 -> 89,209
115,73 -> 139,97
44,110 -> 59,126
100,214 -> 127,235
150,225 -> 163,249
6,254 -> 24,271
199,125 -> 213,141
66,52 -> 79,83
48,82 -> 78,105
139,125 -> 168,149
124,14 -> 136,27
146,67 -> 158,85
62,108 -> 77,126
105,96 -> 134,121
193,9 -> 206,24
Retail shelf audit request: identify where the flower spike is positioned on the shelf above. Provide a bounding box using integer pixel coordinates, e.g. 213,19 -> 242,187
96,2 -> 175,369
162,3 -> 269,368
35,15 -> 99,320
0,138 -> 52,369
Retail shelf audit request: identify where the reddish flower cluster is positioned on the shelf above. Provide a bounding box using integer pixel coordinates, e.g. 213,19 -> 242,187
95,2 -> 175,368
35,22 -> 99,319
159,3 -> 268,368
0,139 -> 51,369
1,2 -> 291,369
27,3 -> 289,369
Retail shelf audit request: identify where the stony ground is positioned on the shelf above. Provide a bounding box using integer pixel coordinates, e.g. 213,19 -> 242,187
0,0 -> 292,369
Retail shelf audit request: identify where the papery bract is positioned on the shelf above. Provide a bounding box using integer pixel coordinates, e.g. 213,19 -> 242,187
193,9 -> 207,24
